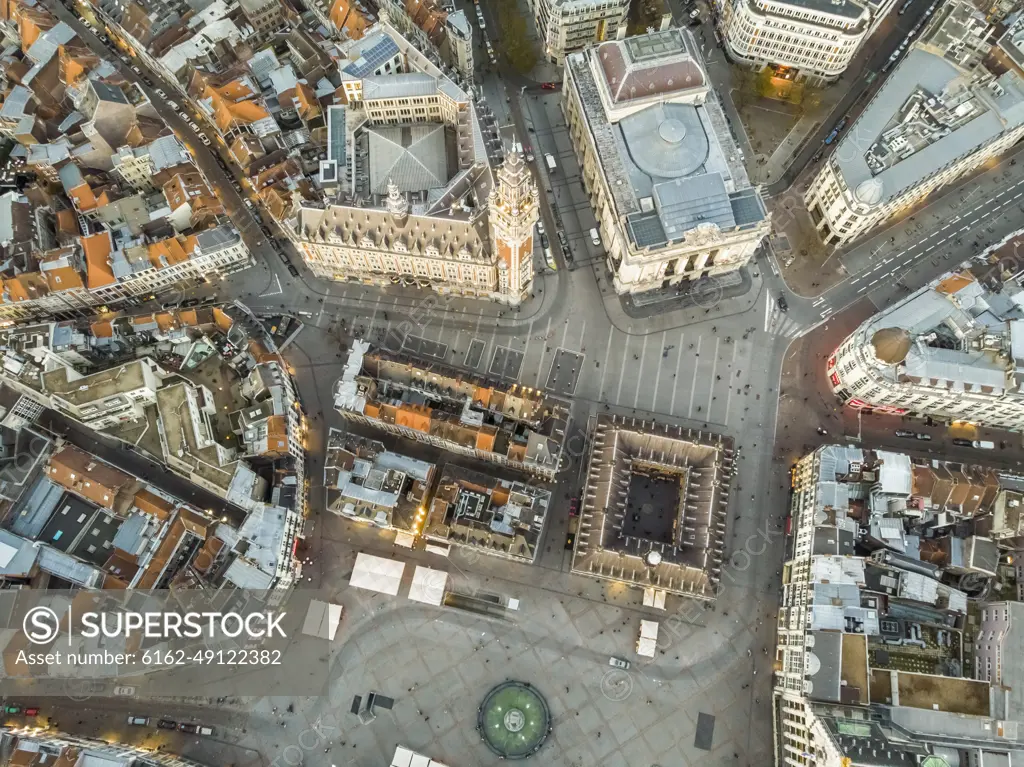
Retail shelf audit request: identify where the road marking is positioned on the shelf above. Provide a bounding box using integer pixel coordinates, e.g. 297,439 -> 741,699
577,319 -> 587,352
723,341 -> 738,424
763,292 -> 772,332
961,225 -> 971,232
598,328 -> 615,400
705,337 -> 721,416
558,317 -> 570,351
633,334 -> 648,409
261,274 -> 282,296
820,308 -> 834,320
651,334 -> 664,413
615,332 -> 631,404
535,316 -> 552,388
670,331 -> 684,415
366,296 -> 381,335
521,319 -> 534,371
687,336 -> 702,418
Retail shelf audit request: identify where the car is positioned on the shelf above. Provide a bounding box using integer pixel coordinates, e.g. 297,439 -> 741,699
155,88 -> 167,99
178,723 -> 198,734
287,264 -> 300,277
589,227 -> 601,247
198,726 -> 215,736
525,152 -> 535,162
131,65 -> 141,75
609,656 -> 630,669
540,233 -> 549,250
24,708 -> 39,717
537,220 -> 545,235
157,720 -> 177,730
835,117 -> 848,132
777,295 -> 788,312
816,427 -> 828,435
167,100 -> 179,110
127,716 -> 150,726
564,532 -> 576,550
915,433 -> 933,441
178,110 -> 189,119
811,150 -> 823,163
113,686 -> 136,696
199,134 -> 211,146
952,438 -> 973,447
180,298 -> 200,308
5,706 -> 21,715
895,429 -> 915,438
569,496 -> 580,517
541,82 -> 557,90
689,7 -> 701,18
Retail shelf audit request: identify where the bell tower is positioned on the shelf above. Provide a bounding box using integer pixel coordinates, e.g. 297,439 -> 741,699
488,151 -> 538,306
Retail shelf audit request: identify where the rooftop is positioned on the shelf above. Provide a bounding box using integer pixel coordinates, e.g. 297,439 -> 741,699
567,28 -> 767,252
425,464 -> 551,562
571,414 -> 732,599
834,50 -> 1024,206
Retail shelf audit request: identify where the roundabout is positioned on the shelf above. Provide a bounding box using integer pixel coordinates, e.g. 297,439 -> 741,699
477,681 -> 551,759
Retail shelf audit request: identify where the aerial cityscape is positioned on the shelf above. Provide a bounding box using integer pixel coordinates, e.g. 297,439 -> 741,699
0,0 -> 1023,761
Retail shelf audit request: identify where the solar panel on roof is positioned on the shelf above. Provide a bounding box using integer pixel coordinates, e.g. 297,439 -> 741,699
627,213 -> 667,248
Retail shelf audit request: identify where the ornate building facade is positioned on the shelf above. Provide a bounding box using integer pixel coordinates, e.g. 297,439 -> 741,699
295,153 -> 537,306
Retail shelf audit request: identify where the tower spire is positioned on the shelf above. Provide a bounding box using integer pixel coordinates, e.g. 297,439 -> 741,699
385,178 -> 409,223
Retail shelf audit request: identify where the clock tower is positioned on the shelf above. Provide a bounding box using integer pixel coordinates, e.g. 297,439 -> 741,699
488,151 -> 538,306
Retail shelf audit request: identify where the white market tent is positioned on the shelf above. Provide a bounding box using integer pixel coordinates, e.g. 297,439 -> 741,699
350,552 -> 405,595
643,587 -> 667,610
637,619 -> 659,657
391,745 -> 450,767
408,566 -> 448,606
395,532 -> 416,548
301,599 -> 343,640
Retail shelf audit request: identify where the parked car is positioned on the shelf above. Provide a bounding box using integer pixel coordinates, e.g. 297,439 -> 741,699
689,7 -> 701,19
895,429 -> 915,438
608,657 -> 630,670
155,88 -> 167,99
199,134 -> 211,146
915,433 -> 932,441
569,496 -> 580,517
127,716 -> 150,726
158,720 -> 177,730
537,220 -> 545,235
540,233 -> 549,250
951,438 -> 973,447
178,723 -> 198,734
564,532 -> 575,550
167,100 -> 179,110
24,708 -> 39,717
589,227 -> 601,247
4,707 -> 21,715
287,264 -> 300,277
541,82 -> 557,90
131,65 -> 141,75
113,686 -> 136,696
777,295 -> 788,312
198,726 -> 215,736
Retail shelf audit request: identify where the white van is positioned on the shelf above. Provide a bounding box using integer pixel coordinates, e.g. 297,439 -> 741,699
589,227 -> 601,247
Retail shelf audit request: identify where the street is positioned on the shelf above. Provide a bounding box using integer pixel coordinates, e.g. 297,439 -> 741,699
12,0 -> 1024,765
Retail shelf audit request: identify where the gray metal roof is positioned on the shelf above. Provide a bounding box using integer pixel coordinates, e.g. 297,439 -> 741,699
58,162 -> 85,193
368,124 -> 448,193
91,79 -> 130,105
362,72 -> 439,101
25,21 -> 77,65
327,105 -> 346,165
196,225 -> 241,252
626,212 -> 667,249
342,34 -> 400,78
756,0 -> 866,21
619,103 -> 709,181
834,49 -> 1024,205
729,189 -> 767,228
654,173 -> 736,238
0,86 -> 31,120
805,630 -> 843,702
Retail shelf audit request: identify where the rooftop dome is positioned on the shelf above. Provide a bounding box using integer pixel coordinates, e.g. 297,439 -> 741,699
855,177 -> 884,206
870,327 -> 912,364
658,118 -> 686,144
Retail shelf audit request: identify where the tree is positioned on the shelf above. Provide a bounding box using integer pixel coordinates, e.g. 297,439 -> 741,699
498,3 -> 537,74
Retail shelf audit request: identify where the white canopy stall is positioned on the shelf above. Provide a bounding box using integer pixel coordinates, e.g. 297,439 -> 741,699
301,599 -> 343,640
350,552 -> 405,595
636,619 -> 659,657
408,566 -> 448,606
